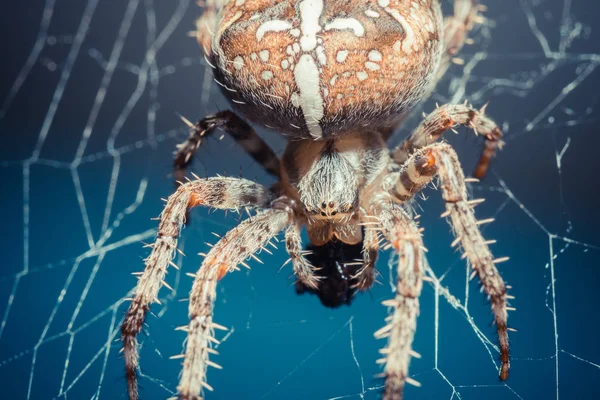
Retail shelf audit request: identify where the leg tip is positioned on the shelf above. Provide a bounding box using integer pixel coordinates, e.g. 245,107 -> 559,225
499,362 -> 510,381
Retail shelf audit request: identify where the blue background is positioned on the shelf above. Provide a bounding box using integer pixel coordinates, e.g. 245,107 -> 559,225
1,1 -> 600,399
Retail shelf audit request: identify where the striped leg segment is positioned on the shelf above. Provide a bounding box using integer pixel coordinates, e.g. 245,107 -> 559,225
390,142 -> 511,381
437,0 -> 485,80
285,223 -> 320,290
391,103 -> 503,179
373,204 -> 425,400
174,110 -> 281,184
178,209 -> 291,399
121,178 -> 272,400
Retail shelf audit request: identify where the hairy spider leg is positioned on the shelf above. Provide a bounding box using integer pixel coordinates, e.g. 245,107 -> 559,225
372,204 -> 425,400
193,0 -> 223,56
178,209 -> 291,399
391,103 -> 503,179
438,0 -> 486,79
353,223 -> 381,291
390,142 -> 511,382
121,177 -> 273,400
174,110 -> 281,184
285,223 -> 321,289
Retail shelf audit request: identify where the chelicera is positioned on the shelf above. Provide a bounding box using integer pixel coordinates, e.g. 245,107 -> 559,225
121,1 -> 512,399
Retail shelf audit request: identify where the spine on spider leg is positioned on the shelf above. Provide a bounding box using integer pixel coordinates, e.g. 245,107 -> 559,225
173,116 -> 211,185
447,201 -> 510,378
372,206 -> 424,400
353,227 -> 379,291
438,103 -> 503,179
285,224 -> 320,290
394,104 -> 503,179
378,226 -> 423,399
178,267 -> 221,400
433,143 -> 510,380
178,210 -> 291,399
390,148 -> 438,202
121,190 -> 191,400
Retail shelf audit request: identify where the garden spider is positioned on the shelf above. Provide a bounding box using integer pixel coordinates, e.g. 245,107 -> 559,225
121,0 -> 511,399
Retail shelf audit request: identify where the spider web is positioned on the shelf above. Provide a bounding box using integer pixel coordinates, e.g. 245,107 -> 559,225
1,0 -> 599,399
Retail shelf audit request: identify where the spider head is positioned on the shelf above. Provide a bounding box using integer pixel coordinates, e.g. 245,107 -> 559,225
284,138 -> 361,244
282,132 -> 388,229
294,140 -> 360,219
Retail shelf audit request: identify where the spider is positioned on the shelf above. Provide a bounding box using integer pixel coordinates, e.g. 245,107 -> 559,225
121,0 -> 512,399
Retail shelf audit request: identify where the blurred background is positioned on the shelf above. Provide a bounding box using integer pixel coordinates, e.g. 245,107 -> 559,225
1,0 -> 599,399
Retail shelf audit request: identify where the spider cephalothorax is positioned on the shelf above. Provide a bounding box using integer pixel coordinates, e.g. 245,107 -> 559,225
282,132 -> 389,245
122,1 -> 510,400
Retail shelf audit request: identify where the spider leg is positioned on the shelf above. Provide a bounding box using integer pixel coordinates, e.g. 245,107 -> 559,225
437,0 -> 485,80
389,142 -> 510,381
371,202 -> 424,400
121,177 -> 273,400
285,223 -> 321,290
174,110 -> 280,184
391,103 -> 503,179
194,0 -> 222,56
178,209 -> 291,399
353,222 -> 380,291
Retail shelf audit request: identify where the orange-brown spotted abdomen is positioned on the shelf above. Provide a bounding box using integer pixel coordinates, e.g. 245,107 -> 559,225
204,0 -> 443,139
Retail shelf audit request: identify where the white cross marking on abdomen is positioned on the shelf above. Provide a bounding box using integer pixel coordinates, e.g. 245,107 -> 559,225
255,0 -> 365,138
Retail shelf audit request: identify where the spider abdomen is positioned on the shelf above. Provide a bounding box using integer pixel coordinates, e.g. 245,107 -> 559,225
207,0 -> 443,138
